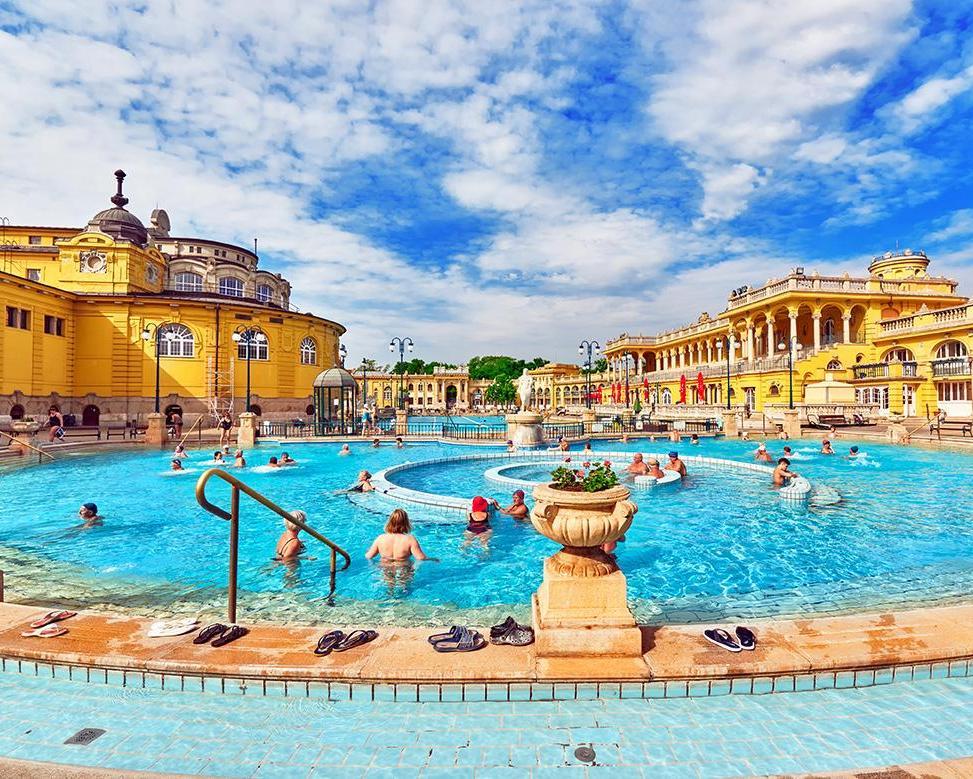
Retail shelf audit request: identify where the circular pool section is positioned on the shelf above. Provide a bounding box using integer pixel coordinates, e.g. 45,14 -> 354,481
0,437 -> 972,626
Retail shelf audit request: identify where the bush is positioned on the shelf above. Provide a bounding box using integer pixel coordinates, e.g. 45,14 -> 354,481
549,461 -> 619,492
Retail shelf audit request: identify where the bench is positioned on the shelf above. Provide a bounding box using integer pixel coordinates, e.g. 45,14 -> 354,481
930,418 -> 973,437
62,426 -> 102,440
808,413 -> 849,429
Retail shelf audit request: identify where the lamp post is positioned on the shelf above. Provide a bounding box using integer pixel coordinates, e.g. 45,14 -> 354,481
624,353 -> 631,408
389,336 -> 414,410
338,343 -> 347,367
777,337 -> 798,409
360,357 -> 370,407
578,340 -> 601,410
723,334 -> 738,411
231,326 -> 267,413
141,323 -> 175,413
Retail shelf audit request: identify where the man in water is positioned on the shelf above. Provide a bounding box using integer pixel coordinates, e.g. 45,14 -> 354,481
339,444 -> 351,456
395,437 -> 404,448
782,446 -> 793,457
234,449 -> 247,467
558,437 -> 570,452
170,458 -> 184,471
78,503 -> 103,527
690,434 -> 700,445
773,457 -> 799,486
821,439 -> 834,455
280,452 -> 296,465
754,444 -> 772,462
494,489 -> 529,520
646,457 -> 665,479
506,440 -> 516,453
267,456 -> 281,468
664,450 -> 687,479
846,446 -> 860,459
372,438 -> 381,448
627,453 -> 650,476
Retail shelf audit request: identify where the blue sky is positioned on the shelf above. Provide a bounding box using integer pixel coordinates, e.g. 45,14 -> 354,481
0,0 -> 971,364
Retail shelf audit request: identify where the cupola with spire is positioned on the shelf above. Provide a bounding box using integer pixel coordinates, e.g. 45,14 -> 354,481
85,169 -> 148,246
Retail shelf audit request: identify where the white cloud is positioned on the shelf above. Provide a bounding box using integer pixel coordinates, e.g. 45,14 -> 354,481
889,65 -> 973,133
926,209 -> 973,244
695,163 -> 765,221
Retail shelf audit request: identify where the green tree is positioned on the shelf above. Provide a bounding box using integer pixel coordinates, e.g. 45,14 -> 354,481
592,357 -> 608,373
390,359 -> 458,374
485,376 -> 517,408
469,355 -> 549,380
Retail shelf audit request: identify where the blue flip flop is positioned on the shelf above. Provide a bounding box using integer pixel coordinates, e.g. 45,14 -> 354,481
433,627 -> 486,653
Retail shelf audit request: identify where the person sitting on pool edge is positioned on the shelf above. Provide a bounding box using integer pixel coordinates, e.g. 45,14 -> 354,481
495,489 -> 529,520
821,439 -> 834,455
627,453 -> 650,476
365,508 -> 429,562
772,457 -> 799,486
280,452 -> 296,465
665,451 -> 687,479
754,444 -> 772,462
275,510 -> 308,560
170,458 -> 184,471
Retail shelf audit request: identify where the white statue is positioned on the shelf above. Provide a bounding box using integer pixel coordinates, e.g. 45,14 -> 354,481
516,368 -> 533,410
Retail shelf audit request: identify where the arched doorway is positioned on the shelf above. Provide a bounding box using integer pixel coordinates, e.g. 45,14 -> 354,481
249,404 -> 262,417
164,404 -> 183,425
82,404 -> 100,426
9,404 -> 24,420
445,384 -> 458,408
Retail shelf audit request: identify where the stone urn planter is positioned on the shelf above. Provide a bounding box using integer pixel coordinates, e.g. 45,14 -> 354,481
10,420 -> 40,435
530,483 -> 637,577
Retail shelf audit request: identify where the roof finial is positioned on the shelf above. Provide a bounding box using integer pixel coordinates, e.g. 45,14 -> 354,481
111,169 -> 129,208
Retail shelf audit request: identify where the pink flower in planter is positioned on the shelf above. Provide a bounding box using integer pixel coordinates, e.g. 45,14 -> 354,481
582,461 -> 591,468
603,460 -> 612,467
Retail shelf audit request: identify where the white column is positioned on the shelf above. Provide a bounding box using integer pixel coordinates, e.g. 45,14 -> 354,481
747,326 -> 755,366
706,342 -> 713,363
789,313 -> 798,353
842,315 -> 851,344
766,318 -> 775,358
812,315 -> 822,352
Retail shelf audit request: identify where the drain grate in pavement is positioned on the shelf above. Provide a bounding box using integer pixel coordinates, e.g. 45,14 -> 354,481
64,728 -> 106,746
574,746 -> 596,763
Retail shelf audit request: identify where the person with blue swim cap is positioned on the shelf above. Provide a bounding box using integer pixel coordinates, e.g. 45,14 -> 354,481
664,450 -> 687,479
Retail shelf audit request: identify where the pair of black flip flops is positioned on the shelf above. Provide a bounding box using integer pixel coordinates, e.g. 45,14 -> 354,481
703,626 -> 756,653
428,626 -> 486,653
489,616 -> 534,646
314,629 -> 378,656
193,623 -> 249,647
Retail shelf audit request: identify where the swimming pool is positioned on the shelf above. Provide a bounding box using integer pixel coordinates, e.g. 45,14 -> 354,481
0,436 -> 971,626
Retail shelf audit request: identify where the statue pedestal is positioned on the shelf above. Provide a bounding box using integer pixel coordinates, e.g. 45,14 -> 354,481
394,409 -> 408,437
506,412 -> 545,448
781,408 -> 802,439
580,409 -> 596,424
237,412 -> 257,449
145,413 -> 166,447
722,411 -> 738,437
887,419 -> 909,444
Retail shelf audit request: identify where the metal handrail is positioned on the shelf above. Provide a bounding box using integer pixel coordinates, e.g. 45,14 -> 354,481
194,468 -> 351,622
0,429 -> 55,461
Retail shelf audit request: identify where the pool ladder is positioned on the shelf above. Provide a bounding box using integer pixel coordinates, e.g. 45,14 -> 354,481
195,468 -> 351,623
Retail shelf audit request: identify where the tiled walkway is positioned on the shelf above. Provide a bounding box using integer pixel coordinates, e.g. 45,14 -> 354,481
2,668 -> 973,777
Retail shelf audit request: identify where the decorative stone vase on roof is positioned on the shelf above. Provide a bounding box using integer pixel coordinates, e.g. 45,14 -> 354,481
86,170 -> 148,247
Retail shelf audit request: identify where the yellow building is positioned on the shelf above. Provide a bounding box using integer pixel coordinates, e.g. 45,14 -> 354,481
593,250 -> 971,420
352,366 -> 492,411
0,170 -> 344,425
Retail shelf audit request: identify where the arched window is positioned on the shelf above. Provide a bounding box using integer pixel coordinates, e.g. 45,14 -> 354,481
826,359 -> 843,370
158,324 -> 194,357
299,337 -> 317,365
383,387 -> 392,404
823,318 -> 836,345
883,348 -> 915,362
237,335 -> 269,360
174,272 -> 203,292
661,388 -> 672,404
257,284 -> 273,303
219,277 -> 244,297
10,404 -> 24,420
936,341 -> 968,359
768,384 -> 780,397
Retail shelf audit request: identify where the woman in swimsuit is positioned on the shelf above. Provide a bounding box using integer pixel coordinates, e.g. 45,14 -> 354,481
219,413 -> 233,446
47,406 -> 64,442
275,510 -> 307,560
463,496 -> 493,546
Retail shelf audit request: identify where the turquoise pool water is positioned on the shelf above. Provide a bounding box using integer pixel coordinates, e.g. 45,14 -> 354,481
0,437 -> 971,625
1,663 -> 972,777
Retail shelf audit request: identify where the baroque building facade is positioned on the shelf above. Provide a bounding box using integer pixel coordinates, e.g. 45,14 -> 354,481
0,171 -> 344,424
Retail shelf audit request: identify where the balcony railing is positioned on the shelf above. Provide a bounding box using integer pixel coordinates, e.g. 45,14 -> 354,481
160,281 -> 297,311
879,303 -> 973,335
852,361 -> 917,380
932,357 -> 972,377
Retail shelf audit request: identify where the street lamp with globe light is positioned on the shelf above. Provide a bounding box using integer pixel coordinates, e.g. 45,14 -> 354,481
231,326 -> 267,413
141,323 -> 177,413
389,337 -> 414,410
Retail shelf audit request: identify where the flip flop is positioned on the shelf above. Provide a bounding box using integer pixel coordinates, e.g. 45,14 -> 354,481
211,625 -> 248,648
193,623 -> 227,645
147,618 -> 200,638
314,630 -> 345,656
433,627 -> 486,653
21,625 -> 68,639
333,630 -> 378,652
735,626 -> 757,650
703,628 -> 742,653
29,610 -> 76,629
428,626 -> 464,644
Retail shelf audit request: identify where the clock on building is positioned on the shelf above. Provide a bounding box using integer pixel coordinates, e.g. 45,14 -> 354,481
79,250 -> 107,273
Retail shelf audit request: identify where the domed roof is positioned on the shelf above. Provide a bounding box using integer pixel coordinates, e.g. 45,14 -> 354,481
86,170 -> 148,247
313,367 -> 358,389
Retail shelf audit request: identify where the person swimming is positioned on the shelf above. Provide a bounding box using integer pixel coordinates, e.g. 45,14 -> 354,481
506,440 -> 516,452
212,451 -> 225,463
275,510 -> 307,560
170,458 -> 184,471
77,502 -> 103,527
365,509 -> 428,562
782,446 -> 793,457
372,438 -> 381,448
339,444 -> 351,456
821,439 -> 834,455
267,456 -> 280,468
846,446 -> 860,459
280,452 -> 296,465
234,449 -> 247,467
690,433 -> 700,445
173,444 -> 188,459
754,444 -> 772,462
395,437 -> 404,448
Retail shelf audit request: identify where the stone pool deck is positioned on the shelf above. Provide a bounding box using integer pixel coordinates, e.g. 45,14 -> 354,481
1,601 -> 972,689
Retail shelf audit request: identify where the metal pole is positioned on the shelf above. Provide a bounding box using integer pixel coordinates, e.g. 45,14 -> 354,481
245,334 -> 252,413
154,331 -> 161,413
625,354 -> 630,408
726,337 -> 732,411
227,486 -> 239,624
788,343 -> 794,409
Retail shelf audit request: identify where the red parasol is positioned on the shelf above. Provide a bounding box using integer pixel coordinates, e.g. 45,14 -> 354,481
679,374 -> 687,404
697,372 -> 705,404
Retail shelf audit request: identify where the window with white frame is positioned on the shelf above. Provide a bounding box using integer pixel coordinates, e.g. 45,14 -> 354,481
158,324 -> 195,357
935,341 -> 968,359
237,335 -> 268,360
219,277 -> 245,297
856,386 -> 890,408
883,347 -> 914,362
938,382 -> 970,402
257,284 -> 273,303
299,336 -> 317,365
661,388 -> 672,404
174,272 -> 203,292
